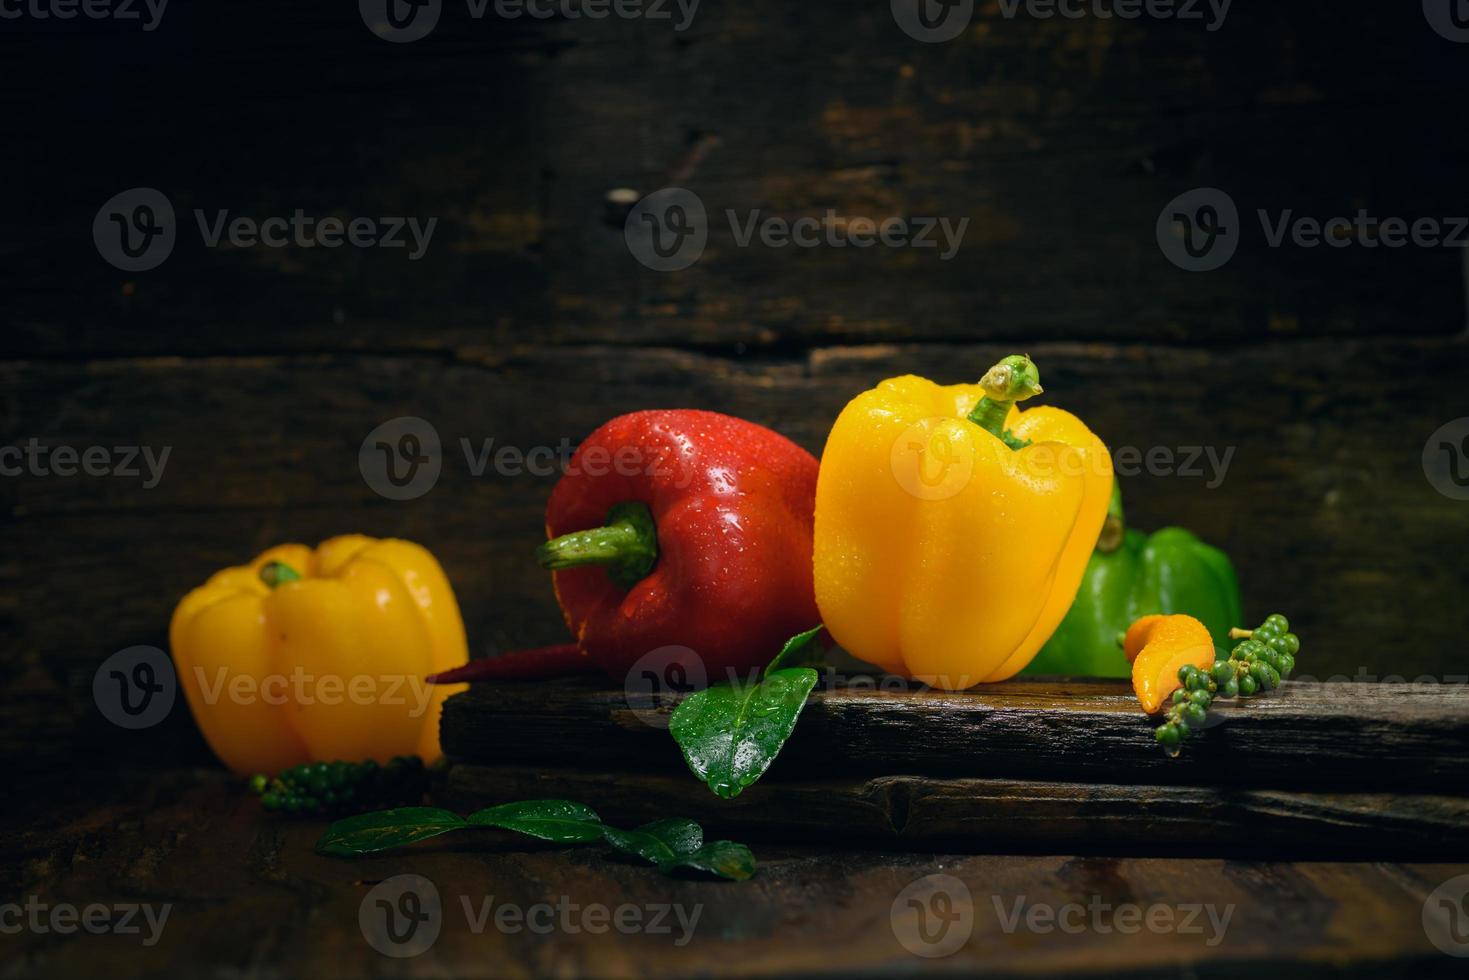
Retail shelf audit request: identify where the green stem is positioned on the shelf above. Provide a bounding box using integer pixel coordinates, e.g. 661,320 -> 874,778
260,561 -> 302,588
965,354 -> 1044,449
1097,482 -> 1126,553
537,501 -> 658,589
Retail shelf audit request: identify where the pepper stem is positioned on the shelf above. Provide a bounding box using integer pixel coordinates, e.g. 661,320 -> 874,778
1228,627 -> 1254,640
536,501 -> 658,589
965,354 -> 1044,449
260,561 -> 301,588
1097,482 -> 1125,553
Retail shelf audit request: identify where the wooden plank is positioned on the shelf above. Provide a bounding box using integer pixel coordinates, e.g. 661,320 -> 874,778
446,764 -> 1469,859
3,4 -> 1465,355
5,769 -> 1467,978
441,677 -> 1469,793
5,338 -> 1468,768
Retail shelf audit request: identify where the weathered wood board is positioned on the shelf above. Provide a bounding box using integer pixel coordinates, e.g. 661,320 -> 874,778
447,764 -> 1469,859
442,677 -> 1469,792
440,676 -> 1469,856
5,769 -> 1468,978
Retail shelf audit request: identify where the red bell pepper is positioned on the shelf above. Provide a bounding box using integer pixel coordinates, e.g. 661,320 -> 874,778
429,410 -> 820,684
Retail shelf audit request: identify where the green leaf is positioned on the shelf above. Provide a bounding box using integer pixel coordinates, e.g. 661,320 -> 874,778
466,799 -> 605,843
766,625 -> 826,671
315,806 -> 467,856
602,818 -> 704,865
659,841 -> 758,881
670,666 -> 819,799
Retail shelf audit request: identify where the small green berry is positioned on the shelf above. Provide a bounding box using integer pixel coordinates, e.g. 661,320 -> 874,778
1221,676 -> 1239,698
1189,689 -> 1212,708
1239,674 -> 1259,696
249,774 -> 268,794
1156,724 -> 1182,747
1263,614 -> 1289,633
1211,661 -> 1234,685
1182,703 -> 1208,727
1172,689 -> 1188,705
261,792 -> 281,811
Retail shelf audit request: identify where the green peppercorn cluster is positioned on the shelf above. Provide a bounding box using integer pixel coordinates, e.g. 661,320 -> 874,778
248,756 -> 428,816
1156,613 -> 1299,753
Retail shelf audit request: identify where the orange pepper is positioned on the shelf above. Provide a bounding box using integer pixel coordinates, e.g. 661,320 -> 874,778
1125,613 -> 1215,714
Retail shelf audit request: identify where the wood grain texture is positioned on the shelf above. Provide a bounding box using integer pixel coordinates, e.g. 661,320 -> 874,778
5,338 -> 1467,769
4,768 -> 1467,978
3,3 -> 1466,355
441,677 -> 1469,793
446,764 -> 1469,858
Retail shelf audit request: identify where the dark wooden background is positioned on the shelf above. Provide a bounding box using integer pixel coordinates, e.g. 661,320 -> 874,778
3,2 -> 1468,771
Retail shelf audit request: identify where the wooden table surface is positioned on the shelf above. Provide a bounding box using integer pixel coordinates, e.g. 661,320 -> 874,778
5,768 -> 1468,978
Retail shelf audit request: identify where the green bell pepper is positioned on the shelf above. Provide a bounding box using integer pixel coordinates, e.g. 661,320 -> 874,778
1024,485 -> 1243,678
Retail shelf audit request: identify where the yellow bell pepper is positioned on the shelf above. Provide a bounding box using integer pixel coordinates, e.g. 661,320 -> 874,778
813,355 -> 1113,689
169,536 -> 468,774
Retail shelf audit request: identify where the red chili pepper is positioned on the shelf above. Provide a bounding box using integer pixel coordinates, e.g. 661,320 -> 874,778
429,410 -> 820,684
